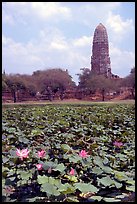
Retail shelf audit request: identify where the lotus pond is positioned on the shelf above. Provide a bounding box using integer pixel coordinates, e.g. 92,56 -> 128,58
2,104 -> 135,202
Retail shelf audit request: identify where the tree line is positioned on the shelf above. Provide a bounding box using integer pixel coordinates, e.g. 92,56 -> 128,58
77,67 -> 135,100
2,67 -> 135,102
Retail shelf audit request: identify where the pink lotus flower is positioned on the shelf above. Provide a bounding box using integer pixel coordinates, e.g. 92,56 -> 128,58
16,148 -> 30,160
79,150 -> 89,158
37,150 -> 46,158
5,186 -> 15,194
69,168 -> 75,176
113,141 -> 123,148
36,164 -> 43,170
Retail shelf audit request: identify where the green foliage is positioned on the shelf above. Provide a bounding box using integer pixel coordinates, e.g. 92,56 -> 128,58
103,197 -> 121,202
74,183 -> 98,193
97,176 -> 115,187
53,163 -> 66,172
78,69 -> 121,95
121,67 -> 135,88
114,171 -> 129,181
64,175 -> 78,182
32,68 -> 76,93
91,195 -> 102,201
61,144 -> 72,152
2,68 -> 76,99
126,185 -> 135,192
92,167 -> 103,175
41,183 -> 60,196
66,196 -> 79,202
2,104 -> 135,202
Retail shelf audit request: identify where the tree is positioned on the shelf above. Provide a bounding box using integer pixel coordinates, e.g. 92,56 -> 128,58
19,74 -> 37,96
2,68 -> 76,102
2,73 -> 8,91
120,67 -> 135,99
87,75 -> 115,101
77,68 -> 91,89
32,68 -> 76,100
4,74 -> 27,102
78,68 -> 121,101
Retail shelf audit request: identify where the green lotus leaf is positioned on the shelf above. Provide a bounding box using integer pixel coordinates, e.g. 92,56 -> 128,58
2,156 -> 9,164
2,179 -> 5,187
90,143 -> 98,149
116,193 -> 129,199
103,157 -> 109,164
9,149 -> 17,157
114,171 -> 129,181
26,197 -> 42,202
20,171 -> 32,180
18,136 -> 29,144
8,169 -> 16,176
41,183 -> 60,196
126,179 -> 135,185
91,196 -> 102,201
64,175 -> 78,182
93,156 -> 104,168
58,183 -> 76,194
126,185 -> 135,192
101,165 -> 114,174
97,176 -> 114,187
7,127 -> 16,133
116,153 -> 127,161
74,183 -> 98,193
69,155 -> 81,163
2,166 -> 9,172
92,167 -> 103,175
31,129 -> 44,136
53,163 -> 65,172
43,161 -> 57,170
66,196 -> 79,202
103,197 -> 121,202
7,134 -> 15,139
48,177 -> 61,186
61,144 -> 72,152
2,104 -> 135,202
37,175 -> 49,184
113,180 -> 122,188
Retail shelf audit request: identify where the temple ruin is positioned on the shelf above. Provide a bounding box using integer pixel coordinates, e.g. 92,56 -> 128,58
91,23 -> 112,78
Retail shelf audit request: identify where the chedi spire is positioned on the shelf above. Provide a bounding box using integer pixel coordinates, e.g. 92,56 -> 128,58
91,23 -> 112,78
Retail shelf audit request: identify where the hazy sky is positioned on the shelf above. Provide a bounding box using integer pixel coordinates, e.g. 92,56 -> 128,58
2,2 -> 135,84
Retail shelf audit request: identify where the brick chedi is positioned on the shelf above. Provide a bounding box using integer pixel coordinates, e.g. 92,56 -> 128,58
91,23 -> 112,78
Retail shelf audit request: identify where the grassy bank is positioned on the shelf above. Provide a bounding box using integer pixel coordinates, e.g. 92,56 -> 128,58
2,99 -> 135,109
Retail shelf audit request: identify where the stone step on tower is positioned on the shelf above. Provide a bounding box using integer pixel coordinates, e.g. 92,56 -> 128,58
91,23 -> 112,78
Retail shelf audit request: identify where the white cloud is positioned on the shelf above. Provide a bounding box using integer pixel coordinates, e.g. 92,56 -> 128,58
2,34 -> 44,72
72,2 -> 121,28
2,2 -> 135,83
9,2 -> 28,6
98,2 -> 121,9
2,35 -> 11,45
110,42 -> 135,77
3,14 -> 14,25
2,9 -> 15,25
31,2 -> 71,20
2,31 -> 91,83
50,42 -> 67,50
2,28 -> 135,83
106,11 -> 134,34
73,36 -> 91,47
50,37 -> 69,50
2,2 -> 71,24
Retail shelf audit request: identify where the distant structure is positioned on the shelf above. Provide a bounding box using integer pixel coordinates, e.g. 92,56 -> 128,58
91,23 -> 118,78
